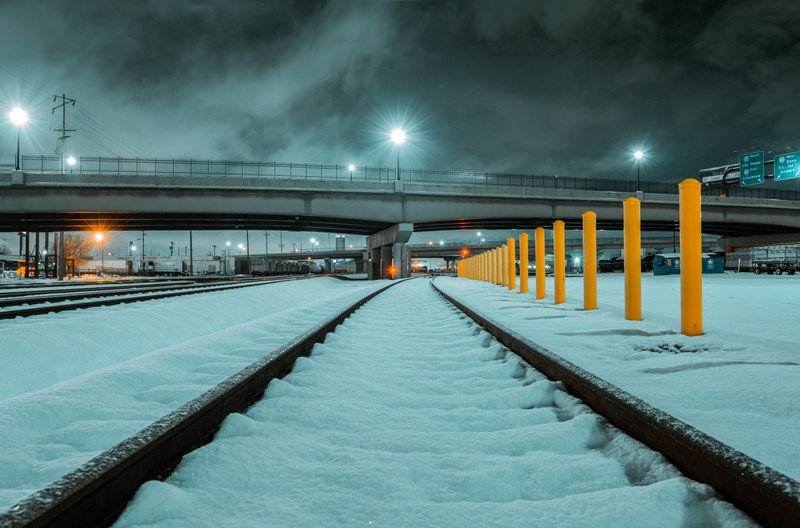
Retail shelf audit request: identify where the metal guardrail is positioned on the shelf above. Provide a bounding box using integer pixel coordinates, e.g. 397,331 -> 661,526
14,155 -> 800,201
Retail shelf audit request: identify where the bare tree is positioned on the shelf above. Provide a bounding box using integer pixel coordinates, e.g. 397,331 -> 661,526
59,234 -> 94,267
0,244 -> 10,255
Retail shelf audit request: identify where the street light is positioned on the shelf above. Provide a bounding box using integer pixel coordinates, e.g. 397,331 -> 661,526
8,107 -> 28,170
95,232 -> 105,274
66,156 -> 76,173
348,164 -> 355,182
390,127 -> 406,180
634,150 -> 644,191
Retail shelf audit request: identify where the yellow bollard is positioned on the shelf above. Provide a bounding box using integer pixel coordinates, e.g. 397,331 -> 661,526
680,179 -> 703,336
535,227 -> 546,299
507,237 -> 516,291
582,211 -> 597,310
554,220 -> 566,304
519,232 -> 529,293
492,248 -> 500,284
500,244 -> 508,287
623,197 -> 642,320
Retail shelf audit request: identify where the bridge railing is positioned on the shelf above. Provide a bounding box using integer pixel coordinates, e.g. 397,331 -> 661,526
16,155 -> 800,201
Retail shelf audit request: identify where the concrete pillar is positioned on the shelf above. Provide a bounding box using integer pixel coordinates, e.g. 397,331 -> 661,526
324,257 -> 332,274
380,245 -> 392,279
369,248 -> 381,279
393,242 -> 410,278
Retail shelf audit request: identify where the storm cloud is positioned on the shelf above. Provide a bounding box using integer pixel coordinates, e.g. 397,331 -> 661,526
2,0 -> 800,182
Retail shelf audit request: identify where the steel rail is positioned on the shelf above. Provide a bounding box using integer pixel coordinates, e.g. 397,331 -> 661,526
431,280 -> 800,528
0,279 -> 293,320
0,279 -> 402,527
0,281 -> 247,307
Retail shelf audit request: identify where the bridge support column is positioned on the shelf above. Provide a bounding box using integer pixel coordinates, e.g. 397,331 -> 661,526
366,223 -> 414,280
324,257 -> 332,274
380,246 -> 392,278
368,249 -> 381,279
393,242 -> 411,278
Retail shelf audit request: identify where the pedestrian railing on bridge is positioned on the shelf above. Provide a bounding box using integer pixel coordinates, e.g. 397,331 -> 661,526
15,155 -> 800,201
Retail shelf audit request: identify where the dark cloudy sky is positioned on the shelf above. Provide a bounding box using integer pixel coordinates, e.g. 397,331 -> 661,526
4,0 -> 800,181
2,0 -> 800,256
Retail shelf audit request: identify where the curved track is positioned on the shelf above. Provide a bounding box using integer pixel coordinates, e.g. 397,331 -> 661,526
1,278 -> 797,527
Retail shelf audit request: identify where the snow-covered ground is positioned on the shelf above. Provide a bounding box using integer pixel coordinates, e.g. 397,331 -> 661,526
0,272 -> 796,525
435,272 -> 800,484
115,278 -> 753,527
0,277 -> 386,511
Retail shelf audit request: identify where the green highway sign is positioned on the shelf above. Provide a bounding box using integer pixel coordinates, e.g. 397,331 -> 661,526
739,151 -> 764,186
774,152 -> 800,181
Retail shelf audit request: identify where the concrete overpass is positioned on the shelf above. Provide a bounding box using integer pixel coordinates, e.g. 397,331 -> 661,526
3,169 -> 800,237
4,158 -> 800,278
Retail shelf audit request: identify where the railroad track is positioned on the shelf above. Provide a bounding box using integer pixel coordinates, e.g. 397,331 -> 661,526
0,277 -> 299,319
1,278 -> 797,527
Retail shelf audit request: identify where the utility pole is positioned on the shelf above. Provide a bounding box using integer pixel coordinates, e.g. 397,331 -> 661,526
52,94 -> 76,172
52,94 -> 75,281
264,230 -> 270,257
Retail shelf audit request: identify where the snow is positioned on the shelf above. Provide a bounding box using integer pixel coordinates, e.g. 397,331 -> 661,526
435,273 -> 800,484
114,278 -> 754,527
0,277 -> 386,510
1,272 -> 795,526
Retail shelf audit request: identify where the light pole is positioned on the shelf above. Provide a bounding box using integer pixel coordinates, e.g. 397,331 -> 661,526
9,107 -> 28,171
348,164 -> 355,182
66,156 -> 76,173
634,150 -> 644,191
95,233 -> 105,274
226,241 -> 231,274
390,128 -> 406,180
310,237 -> 316,252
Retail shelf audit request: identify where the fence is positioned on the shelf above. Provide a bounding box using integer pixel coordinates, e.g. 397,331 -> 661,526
15,155 -> 800,201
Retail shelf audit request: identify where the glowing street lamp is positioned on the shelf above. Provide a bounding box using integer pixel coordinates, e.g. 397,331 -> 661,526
94,232 -> 105,274
634,150 -> 644,191
8,107 -> 28,170
348,163 -> 355,182
390,127 -> 406,181
66,156 -> 76,173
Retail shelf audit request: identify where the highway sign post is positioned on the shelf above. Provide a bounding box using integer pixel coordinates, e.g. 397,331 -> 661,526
774,152 -> 800,181
739,151 -> 764,186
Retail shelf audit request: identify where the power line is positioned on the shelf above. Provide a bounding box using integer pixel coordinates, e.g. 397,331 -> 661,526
52,94 -> 76,158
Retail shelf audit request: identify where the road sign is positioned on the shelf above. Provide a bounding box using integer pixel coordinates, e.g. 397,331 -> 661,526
739,151 -> 764,186
774,152 -> 800,181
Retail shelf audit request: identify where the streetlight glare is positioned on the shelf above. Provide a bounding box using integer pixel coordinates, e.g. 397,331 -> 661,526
8,107 -> 28,126
634,150 -> 644,160
390,128 -> 406,145
348,164 -> 355,171
66,156 -> 76,166
94,233 -> 104,242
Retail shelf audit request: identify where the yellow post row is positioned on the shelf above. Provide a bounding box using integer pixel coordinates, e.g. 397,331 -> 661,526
680,179 -> 703,336
554,220 -> 566,304
623,197 -> 642,320
582,211 -> 597,310
519,232 -> 529,293
535,227 -> 545,299
507,237 -> 516,291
